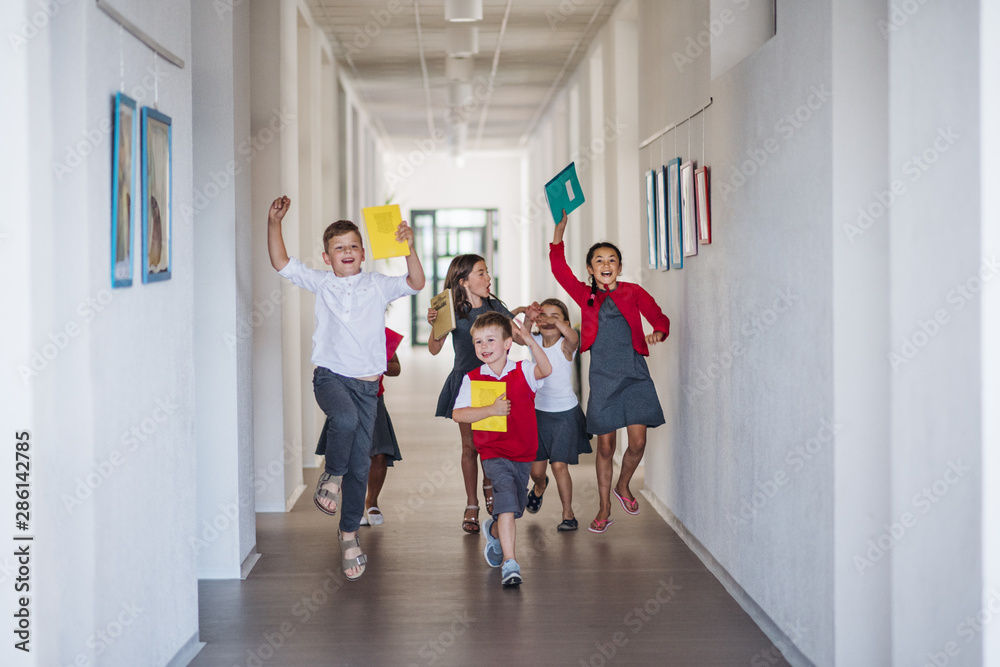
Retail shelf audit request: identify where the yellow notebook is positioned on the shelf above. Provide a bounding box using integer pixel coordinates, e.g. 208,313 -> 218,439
361,204 -> 411,260
470,381 -> 506,432
430,289 -> 456,340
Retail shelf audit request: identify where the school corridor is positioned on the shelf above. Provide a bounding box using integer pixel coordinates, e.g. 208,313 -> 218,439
191,345 -> 790,666
4,1 -> 998,666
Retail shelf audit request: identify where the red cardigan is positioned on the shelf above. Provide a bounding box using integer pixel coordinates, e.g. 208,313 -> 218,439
549,242 -> 669,356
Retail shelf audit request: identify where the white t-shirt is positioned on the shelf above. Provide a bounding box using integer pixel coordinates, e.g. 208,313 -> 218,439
453,357 -> 542,409
532,333 -> 578,412
278,257 -> 418,378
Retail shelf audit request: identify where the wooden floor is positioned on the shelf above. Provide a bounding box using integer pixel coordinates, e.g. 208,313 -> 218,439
192,346 -> 789,666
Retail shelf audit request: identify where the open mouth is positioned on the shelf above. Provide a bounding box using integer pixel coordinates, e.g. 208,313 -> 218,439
342,258 -> 355,264
600,270 -> 613,278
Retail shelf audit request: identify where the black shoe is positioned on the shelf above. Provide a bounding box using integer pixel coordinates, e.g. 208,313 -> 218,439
557,518 -> 578,531
526,475 -> 548,513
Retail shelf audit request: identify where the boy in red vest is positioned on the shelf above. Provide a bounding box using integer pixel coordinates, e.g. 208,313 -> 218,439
452,312 -> 552,587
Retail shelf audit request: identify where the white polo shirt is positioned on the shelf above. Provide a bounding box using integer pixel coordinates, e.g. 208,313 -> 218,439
278,257 -> 418,378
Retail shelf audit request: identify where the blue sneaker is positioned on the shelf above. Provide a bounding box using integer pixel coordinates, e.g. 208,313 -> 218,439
501,559 -> 522,587
482,517 -> 502,568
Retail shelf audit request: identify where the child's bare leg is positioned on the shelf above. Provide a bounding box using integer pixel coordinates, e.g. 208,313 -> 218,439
550,462 -> 574,520
594,432 -> 616,523
614,424 -> 647,501
459,423 -> 483,522
365,454 -> 389,511
529,460 -> 548,495
492,512 -> 517,562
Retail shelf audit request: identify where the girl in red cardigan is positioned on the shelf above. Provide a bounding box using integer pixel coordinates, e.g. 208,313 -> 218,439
549,211 -> 669,533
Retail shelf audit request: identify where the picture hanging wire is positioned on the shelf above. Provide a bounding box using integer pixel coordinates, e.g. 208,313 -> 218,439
119,24 -> 124,93
639,97 -> 713,149
687,121 -> 691,163
153,51 -> 159,108
701,107 -> 706,164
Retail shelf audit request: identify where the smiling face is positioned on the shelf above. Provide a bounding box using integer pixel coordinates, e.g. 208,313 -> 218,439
472,325 -> 512,366
459,260 -> 492,300
587,245 -> 622,290
323,231 -> 365,277
536,303 -> 567,332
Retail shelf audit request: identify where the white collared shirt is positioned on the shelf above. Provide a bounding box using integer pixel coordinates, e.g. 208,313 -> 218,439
278,257 -> 418,378
453,357 -> 542,410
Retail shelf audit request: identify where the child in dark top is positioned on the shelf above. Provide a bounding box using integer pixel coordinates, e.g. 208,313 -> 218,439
452,312 -> 552,587
549,211 -> 669,534
427,254 -> 538,534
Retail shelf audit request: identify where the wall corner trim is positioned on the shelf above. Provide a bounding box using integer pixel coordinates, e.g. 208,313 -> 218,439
165,631 -> 205,667
640,489 -> 817,667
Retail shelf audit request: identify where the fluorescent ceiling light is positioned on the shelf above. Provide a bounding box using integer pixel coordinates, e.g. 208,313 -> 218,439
446,25 -> 479,56
445,0 -> 482,22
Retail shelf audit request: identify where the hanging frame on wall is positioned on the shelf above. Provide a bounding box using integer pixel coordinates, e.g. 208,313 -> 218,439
141,107 -> 172,283
645,170 -> 657,270
111,92 -> 136,288
666,158 -> 683,269
696,166 -> 712,244
681,160 -> 698,258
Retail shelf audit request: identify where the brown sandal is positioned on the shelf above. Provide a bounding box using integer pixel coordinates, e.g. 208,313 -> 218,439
462,505 -> 480,534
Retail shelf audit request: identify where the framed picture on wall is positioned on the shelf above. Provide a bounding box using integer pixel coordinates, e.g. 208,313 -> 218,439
141,107 -> 172,283
666,158 -> 683,269
656,166 -> 669,271
681,160 -> 698,258
111,92 -> 136,288
696,166 -> 712,244
645,170 -> 657,270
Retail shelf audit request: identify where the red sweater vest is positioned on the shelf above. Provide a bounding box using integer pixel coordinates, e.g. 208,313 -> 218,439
468,361 -> 538,462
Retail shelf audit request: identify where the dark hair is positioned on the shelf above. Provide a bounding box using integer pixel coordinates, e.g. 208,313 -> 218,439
323,220 -> 363,253
585,242 -> 623,306
444,254 -> 505,320
470,311 -> 513,340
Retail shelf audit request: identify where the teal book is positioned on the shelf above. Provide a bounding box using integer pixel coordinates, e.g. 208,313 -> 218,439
544,162 -> 585,223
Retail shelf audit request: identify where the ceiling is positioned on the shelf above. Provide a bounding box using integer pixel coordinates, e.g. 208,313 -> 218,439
305,0 -> 621,153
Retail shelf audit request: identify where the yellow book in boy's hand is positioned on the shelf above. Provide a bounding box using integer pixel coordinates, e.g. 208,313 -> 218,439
470,381 -> 506,432
362,204 -> 411,260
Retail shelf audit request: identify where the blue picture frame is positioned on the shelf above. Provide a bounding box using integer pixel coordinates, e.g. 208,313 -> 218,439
111,92 -> 136,288
667,157 -> 683,269
645,170 -> 657,269
656,166 -> 669,271
141,107 -> 172,283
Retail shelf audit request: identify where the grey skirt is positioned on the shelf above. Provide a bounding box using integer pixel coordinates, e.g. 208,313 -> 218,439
536,406 -> 592,464
371,395 -> 402,466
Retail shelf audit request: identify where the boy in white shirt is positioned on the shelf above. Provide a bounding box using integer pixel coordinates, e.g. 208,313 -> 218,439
267,195 -> 425,581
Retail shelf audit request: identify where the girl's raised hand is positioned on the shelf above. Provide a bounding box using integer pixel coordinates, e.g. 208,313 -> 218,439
645,331 -> 666,345
427,308 -> 438,323
268,196 -> 291,224
553,209 -> 568,244
525,301 -> 542,322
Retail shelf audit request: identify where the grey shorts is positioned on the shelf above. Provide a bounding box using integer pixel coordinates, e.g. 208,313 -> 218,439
481,458 -> 531,520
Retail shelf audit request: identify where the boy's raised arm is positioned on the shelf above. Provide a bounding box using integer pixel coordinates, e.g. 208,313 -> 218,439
396,220 -> 426,291
267,196 -> 291,271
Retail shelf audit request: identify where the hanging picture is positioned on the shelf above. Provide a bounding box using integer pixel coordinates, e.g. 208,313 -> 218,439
696,166 -> 712,244
111,92 -> 136,288
666,158 -> 683,269
656,166 -> 669,271
645,170 -> 657,270
141,107 -> 172,283
681,160 -> 698,258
